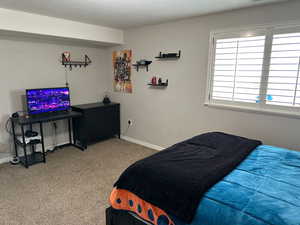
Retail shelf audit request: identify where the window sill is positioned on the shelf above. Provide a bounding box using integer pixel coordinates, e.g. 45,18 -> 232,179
204,102 -> 300,119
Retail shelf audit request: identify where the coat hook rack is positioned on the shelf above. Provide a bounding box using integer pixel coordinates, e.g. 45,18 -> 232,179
61,54 -> 92,71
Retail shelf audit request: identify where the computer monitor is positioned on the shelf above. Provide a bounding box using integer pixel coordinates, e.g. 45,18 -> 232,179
26,87 -> 71,115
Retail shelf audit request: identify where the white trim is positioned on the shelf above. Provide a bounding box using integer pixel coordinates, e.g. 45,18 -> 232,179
121,136 -> 164,151
0,156 -> 11,164
204,102 -> 300,119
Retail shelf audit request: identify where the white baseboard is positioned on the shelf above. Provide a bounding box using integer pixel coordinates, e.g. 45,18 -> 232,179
121,135 -> 164,151
0,156 -> 11,164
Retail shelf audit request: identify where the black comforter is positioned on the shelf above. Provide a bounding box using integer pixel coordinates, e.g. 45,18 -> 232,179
114,132 -> 262,223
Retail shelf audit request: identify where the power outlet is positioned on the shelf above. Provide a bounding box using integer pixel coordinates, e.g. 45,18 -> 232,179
128,119 -> 134,126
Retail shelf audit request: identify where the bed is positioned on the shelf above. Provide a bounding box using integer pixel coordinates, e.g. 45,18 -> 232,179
106,132 -> 300,225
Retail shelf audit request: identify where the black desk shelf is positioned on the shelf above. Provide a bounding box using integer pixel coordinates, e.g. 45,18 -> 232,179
15,139 -> 41,147
11,111 -> 83,168
19,152 -> 44,167
155,50 -> 181,60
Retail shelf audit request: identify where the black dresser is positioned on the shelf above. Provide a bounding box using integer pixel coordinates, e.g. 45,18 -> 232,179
72,102 -> 120,149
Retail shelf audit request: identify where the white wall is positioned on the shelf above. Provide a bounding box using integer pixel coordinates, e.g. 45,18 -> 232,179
0,35 -> 110,156
109,0 -> 300,151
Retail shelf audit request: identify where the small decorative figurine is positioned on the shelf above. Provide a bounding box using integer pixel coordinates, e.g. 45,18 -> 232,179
103,95 -> 111,104
63,52 -> 71,62
158,78 -> 162,85
151,76 -> 157,85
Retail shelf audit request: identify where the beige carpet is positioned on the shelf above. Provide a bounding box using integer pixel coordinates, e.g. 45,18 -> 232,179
0,138 -> 155,225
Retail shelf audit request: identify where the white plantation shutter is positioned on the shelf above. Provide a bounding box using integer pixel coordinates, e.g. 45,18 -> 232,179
207,25 -> 300,116
266,32 -> 300,107
212,36 -> 265,103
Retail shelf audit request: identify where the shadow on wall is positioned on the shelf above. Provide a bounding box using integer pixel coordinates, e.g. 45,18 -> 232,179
10,89 -> 27,113
0,90 -> 26,154
0,113 -> 11,154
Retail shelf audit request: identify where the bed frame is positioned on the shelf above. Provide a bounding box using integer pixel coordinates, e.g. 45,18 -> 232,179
106,207 -> 149,225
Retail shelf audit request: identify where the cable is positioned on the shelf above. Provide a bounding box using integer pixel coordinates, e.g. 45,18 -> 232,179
121,123 -> 130,136
5,112 -> 27,165
5,117 -> 21,136
46,122 -> 58,153
5,117 -> 12,135
4,118 -> 20,165
65,67 -> 69,87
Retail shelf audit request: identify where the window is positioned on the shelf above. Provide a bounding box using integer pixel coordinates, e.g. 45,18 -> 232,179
266,33 -> 300,107
207,25 -> 300,117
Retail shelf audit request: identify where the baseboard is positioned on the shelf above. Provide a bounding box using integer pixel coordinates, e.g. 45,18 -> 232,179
121,135 -> 164,151
0,156 -> 11,164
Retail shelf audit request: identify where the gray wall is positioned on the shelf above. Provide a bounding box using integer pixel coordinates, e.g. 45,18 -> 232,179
109,0 -> 300,151
0,36 -> 109,156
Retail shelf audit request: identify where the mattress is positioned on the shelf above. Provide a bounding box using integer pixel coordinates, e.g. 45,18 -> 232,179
110,145 -> 300,225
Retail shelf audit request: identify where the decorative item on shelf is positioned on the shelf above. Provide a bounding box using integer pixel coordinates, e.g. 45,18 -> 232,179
61,53 -> 92,71
63,52 -> 71,62
151,76 -> 157,85
148,77 -> 168,88
155,50 -> 181,60
102,91 -> 111,104
103,95 -> 111,104
132,59 -> 152,72
158,78 -> 162,85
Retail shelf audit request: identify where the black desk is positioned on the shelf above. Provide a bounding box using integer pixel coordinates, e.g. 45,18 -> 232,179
11,111 -> 83,168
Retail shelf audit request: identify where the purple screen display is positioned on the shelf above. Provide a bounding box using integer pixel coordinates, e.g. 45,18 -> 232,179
26,88 -> 70,114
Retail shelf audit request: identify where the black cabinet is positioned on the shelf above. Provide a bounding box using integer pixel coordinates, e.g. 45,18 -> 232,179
72,102 -> 120,148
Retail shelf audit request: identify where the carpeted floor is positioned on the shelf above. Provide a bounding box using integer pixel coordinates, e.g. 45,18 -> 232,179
0,138 -> 155,225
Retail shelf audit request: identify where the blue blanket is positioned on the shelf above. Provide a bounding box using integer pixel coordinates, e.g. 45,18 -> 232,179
172,145 -> 300,225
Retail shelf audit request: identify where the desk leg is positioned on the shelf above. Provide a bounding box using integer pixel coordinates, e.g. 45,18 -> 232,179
69,118 -> 85,151
21,125 -> 28,168
29,124 -> 35,153
39,122 -> 46,163
68,118 -> 73,145
11,119 -> 18,158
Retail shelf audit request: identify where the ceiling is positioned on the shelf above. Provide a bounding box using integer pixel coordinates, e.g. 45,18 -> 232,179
0,0 -> 289,29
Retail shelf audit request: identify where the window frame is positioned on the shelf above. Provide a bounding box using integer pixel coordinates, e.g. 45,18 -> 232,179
205,22 -> 300,119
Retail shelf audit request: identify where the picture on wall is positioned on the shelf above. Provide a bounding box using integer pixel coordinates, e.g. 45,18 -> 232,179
113,50 -> 133,93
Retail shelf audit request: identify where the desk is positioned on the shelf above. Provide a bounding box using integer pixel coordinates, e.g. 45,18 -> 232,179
11,111 -> 83,168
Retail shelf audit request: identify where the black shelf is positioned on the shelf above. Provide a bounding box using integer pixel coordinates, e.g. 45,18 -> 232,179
61,54 -> 91,70
19,152 -> 45,167
15,139 -> 41,147
155,50 -> 181,60
132,60 -> 152,72
132,64 -> 150,72
148,83 -> 168,87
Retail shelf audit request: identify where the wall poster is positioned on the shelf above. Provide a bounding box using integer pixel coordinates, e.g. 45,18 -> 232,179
113,50 -> 132,93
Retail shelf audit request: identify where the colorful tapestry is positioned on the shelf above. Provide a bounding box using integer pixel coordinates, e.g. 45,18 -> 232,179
113,50 -> 132,93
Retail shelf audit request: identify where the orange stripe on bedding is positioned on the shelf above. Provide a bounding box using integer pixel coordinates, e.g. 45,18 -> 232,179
109,188 -> 174,225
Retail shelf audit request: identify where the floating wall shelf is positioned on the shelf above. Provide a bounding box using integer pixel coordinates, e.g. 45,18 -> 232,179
148,78 -> 168,88
155,50 -> 181,60
148,83 -> 168,87
132,60 -> 152,72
